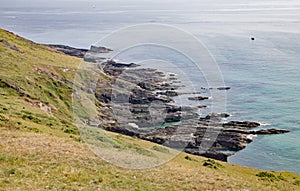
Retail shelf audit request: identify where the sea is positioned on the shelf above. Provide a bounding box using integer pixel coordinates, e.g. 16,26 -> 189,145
1,0 -> 300,173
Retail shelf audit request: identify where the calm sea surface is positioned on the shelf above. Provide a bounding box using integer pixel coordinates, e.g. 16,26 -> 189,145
1,0 -> 300,173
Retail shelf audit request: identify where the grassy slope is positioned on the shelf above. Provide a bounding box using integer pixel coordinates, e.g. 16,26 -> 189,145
0,28 -> 300,191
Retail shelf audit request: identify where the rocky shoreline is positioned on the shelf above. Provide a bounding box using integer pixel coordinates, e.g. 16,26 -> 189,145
95,59 -> 289,161
50,44 -> 290,161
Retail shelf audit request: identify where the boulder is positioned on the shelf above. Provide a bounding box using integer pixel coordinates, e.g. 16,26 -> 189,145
185,149 -> 231,162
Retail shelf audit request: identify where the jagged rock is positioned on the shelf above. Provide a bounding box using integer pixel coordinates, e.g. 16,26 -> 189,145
156,83 -> 180,91
214,132 -> 252,151
177,91 -> 202,95
99,124 -> 139,137
84,53 -> 106,63
201,113 -> 230,120
165,113 -> 181,123
223,121 -> 260,129
166,105 -> 181,113
46,44 -> 88,58
129,92 -> 173,104
129,104 -> 149,114
90,45 -> 112,53
105,60 -> 139,68
157,90 -> 179,97
188,96 -> 209,101
251,128 -> 290,134
46,44 -> 113,61
137,82 -> 156,91
185,149 -> 231,162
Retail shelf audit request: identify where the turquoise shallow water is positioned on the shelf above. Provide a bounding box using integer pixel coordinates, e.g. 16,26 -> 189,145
1,0 -> 300,173
210,33 -> 300,173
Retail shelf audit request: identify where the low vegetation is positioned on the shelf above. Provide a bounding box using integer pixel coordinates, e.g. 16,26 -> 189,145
256,171 -> 286,182
203,159 -> 224,170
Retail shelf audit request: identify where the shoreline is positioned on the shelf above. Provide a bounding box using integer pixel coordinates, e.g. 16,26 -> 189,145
47,44 -> 290,162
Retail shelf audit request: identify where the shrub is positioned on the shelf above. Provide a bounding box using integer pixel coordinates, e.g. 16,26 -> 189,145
134,147 -> 154,157
23,126 -> 40,133
74,137 -> 82,142
0,114 -> 8,122
22,114 -> 42,123
256,171 -> 285,181
63,127 -> 78,135
202,159 -> 224,169
294,180 -> 300,186
4,168 -> 17,176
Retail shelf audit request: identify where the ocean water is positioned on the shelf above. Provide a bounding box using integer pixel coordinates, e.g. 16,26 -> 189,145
1,0 -> 300,173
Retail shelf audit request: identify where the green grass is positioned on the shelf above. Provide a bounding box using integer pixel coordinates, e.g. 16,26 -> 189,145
0,28 -> 300,190
151,145 -> 170,153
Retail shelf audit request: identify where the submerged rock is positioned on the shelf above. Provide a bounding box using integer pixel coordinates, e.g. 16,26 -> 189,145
223,121 -> 261,129
217,87 -> 231,90
251,128 -> 290,134
188,96 -> 209,101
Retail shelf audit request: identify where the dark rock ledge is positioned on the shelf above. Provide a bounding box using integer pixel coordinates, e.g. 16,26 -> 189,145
45,44 -> 112,63
45,44 -> 89,58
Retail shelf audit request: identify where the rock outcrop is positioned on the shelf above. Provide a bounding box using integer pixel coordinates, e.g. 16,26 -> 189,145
46,44 -> 88,58
0,39 -> 23,52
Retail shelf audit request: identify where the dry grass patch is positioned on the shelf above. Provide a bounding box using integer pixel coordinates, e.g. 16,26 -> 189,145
1,129 -> 300,191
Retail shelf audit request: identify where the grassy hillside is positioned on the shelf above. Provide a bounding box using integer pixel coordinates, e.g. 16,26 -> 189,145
0,28 -> 300,191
